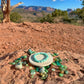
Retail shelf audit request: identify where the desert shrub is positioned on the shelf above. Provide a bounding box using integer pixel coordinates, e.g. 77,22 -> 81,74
63,17 -> 72,23
10,12 -> 22,23
40,14 -> 54,23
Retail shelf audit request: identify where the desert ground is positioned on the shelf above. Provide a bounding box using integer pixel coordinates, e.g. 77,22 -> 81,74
0,22 -> 84,84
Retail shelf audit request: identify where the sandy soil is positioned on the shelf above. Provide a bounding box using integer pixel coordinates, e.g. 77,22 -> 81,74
0,22 -> 84,84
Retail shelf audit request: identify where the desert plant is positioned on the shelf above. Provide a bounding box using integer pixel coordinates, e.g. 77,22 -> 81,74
10,12 -> 22,23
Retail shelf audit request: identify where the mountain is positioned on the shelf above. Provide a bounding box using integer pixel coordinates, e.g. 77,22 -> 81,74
16,6 -> 55,12
67,9 -> 73,13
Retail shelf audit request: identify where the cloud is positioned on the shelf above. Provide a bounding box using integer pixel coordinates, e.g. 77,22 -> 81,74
52,0 -> 64,2
52,0 -> 56,2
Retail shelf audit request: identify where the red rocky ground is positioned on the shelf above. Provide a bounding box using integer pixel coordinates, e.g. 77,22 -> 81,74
0,22 -> 84,84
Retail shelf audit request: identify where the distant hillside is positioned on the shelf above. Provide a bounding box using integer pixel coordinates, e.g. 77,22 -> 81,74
16,6 -> 55,13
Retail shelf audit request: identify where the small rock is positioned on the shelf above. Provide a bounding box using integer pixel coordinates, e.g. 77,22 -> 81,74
15,62 -> 22,69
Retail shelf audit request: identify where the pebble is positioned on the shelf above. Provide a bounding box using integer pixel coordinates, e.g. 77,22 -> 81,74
15,62 -> 22,69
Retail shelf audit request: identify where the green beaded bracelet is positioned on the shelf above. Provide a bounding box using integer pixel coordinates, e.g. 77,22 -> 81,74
33,52 -> 49,63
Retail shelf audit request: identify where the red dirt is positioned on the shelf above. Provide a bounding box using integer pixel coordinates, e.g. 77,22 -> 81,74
0,22 -> 84,84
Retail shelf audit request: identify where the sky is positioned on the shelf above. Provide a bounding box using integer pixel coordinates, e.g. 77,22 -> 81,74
0,0 -> 83,10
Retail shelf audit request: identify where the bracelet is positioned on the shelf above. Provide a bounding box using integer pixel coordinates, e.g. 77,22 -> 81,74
33,52 -> 49,63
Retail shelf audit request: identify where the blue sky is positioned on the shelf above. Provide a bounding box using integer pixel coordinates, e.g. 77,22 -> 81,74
0,0 -> 82,10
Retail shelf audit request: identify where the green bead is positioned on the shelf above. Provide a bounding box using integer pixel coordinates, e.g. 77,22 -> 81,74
21,56 -> 24,59
45,66 -> 50,69
26,64 -> 28,66
17,58 -> 21,60
9,62 -> 16,65
55,61 -> 61,66
35,67 -> 39,72
60,65 -> 64,68
30,70 -> 36,75
51,68 -> 55,71
59,73 -> 64,77
23,55 -> 27,59
23,61 -> 27,65
64,70 -> 69,74
31,75 -> 34,78
51,54 -> 55,56
64,65 -> 67,70
29,66 -> 33,69
52,62 -> 56,66
54,53 -> 58,56
14,60 -> 19,63
28,49 -> 33,55
45,69 -> 48,73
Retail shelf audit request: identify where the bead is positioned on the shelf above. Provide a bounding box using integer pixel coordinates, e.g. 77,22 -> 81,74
21,56 -> 24,59
28,49 -> 33,55
30,70 -> 36,75
64,65 -> 67,70
26,64 -> 28,66
54,53 -> 58,56
15,62 -> 22,69
29,66 -> 33,69
51,68 -> 55,71
52,62 -> 56,66
35,67 -> 40,72
55,61 -> 61,66
64,70 -> 69,74
9,62 -> 16,65
14,60 -> 19,63
23,55 -> 27,59
59,73 -> 64,77
45,66 -> 50,69
17,58 -> 21,60
61,71 -> 64,74
45,69 -> 48,73
23,61 -> 27,65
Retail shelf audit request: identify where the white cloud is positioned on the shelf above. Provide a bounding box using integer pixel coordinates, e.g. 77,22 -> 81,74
52,0 -> 56,2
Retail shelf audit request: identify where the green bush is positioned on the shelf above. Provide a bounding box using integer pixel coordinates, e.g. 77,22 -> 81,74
40,14 -> 54,23
10,12 -> 22,23
63,17 -> 72,23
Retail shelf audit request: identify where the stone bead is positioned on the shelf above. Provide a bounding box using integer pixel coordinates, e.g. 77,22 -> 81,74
51,68 -> 55,71
45,69 -> 48,73
55,61 -> 61,66
45,66 -> 50,69
64,70 -> 69,74
23,55 -> 27,59
9,62 -> 16,65
30,70 -> 36,75
54,53 -> 58,56
59,73 -> 64,77
15,60 -> 19,63
23,61 -> 27,65
52,62 -> 56,66
15,62 -> 22,69
17,58 -> 21,60
21,56 -> 24,59
29,66 -> 33,69
26,64 -> 28,66
35,67 -> 39,72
